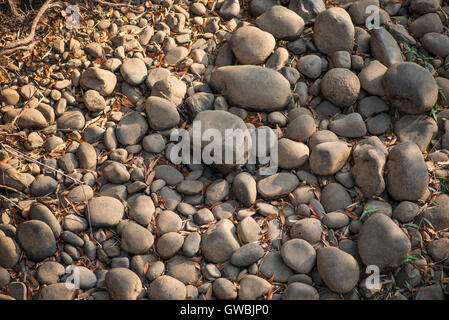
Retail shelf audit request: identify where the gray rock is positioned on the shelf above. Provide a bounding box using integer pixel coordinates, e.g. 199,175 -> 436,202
352,141 -> 386,198
358,214 -> 411,270
30,202 -> 62,239
309,141 -> 350,176
257,172 -> 299,199
38,283 -> 76,300
0,236 -> 21,268
383,62 -> 438,115
106,268 -> 142,300
88,196 -> 124,227
213,278 -> 238,300
17,220 -> 56,261
83,90 -> 106,112
182,232 -> 201,257
321,183 -> 352,212
317,247 -> 359,293
156,210 -> 182,234
313,7 -> 354,55
290,218 -> 323,244
238,275 -> 271,300
157,232 -> 184,259
422,32 -> 449,58
144,97 -> 180,131
231,242 -> 264,267
329,113 -> 367,138
281,239 -> 316,274
116,111 -> 148,146
237,216 -> 261,243
121,222 -> 154,255
289,0 -> 325,21
209,66 -> 291,112
102,162 -> 130,184
76,142 -> 97,170
256,6 -> 305,40
185,92 -> 215,118
278,138 -> 309,169
282,282 -> 319,300
147,275 -> 186,300
409,13 -> 443,38
80,67 -> 117,96
260,252 -> 294,282
358,60 -> 387,96
386,142 -> 429,201
321,68 -> 360,107
190,110 -> 251,173
201,219 -> 240,263
232,172 -> 257,206
422,194 -> 449,231
394,115 -> 437,152
370,27 -> 403,67
30,176 -> 57,197
230,26 -> 275,65
285,114 -> 317,142
127,194 -> 155,226
297,55 -> 322,79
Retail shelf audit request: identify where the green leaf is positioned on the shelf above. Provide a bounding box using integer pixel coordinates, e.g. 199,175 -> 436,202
438,86 -> 447,102
423,217 -> 435,229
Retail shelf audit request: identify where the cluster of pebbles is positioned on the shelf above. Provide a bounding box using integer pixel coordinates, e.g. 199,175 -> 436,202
0,0 -> 449,300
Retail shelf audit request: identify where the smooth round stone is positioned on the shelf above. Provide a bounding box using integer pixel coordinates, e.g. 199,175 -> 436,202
321,68 -> 360,107
115,111 -> 148,146
290,218 -> 323,244
322,211 -> 350,229
177,202 -> 197,217
260,252 -> 294,282
157,232 -> 184,259
66,185 -> 94,203
154,165 -> 184,185
156,210 -> 182,234
282,282 -> 319,300
105,268 -> 142,300
30,176 -> 58,197
88,196 -> 124,227
256,5 -> 305,40
144,97 -> 180,131
147,275 -> 186,300
230,26 -> 275,65
297,55 -> 322,79
231,242 -> 265,267
38,283 -> 76,300
121,222 -> 154,255
238,275 -> 271,300
277,138 -> 309,169
182,232 -> 201,257
142,134 -> 165,154
17,220 -> 56,262
127,194 -> 155,226
177,180 -> 204,195
232,172 -> 257,206
30,202 -> 62,238
213,278 -> 238,300
317,247 -> 360,293
120,58 -> 147,86
0,236 -> 21,268
257,172 -> 299,199
102,162 -> 130,184
280,239 -> 316,274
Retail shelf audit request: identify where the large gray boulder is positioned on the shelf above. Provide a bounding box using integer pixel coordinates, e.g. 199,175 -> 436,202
209,65 -> 291,112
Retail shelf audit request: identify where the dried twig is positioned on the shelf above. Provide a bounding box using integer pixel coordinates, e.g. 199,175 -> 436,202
1,0 -> 61,53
